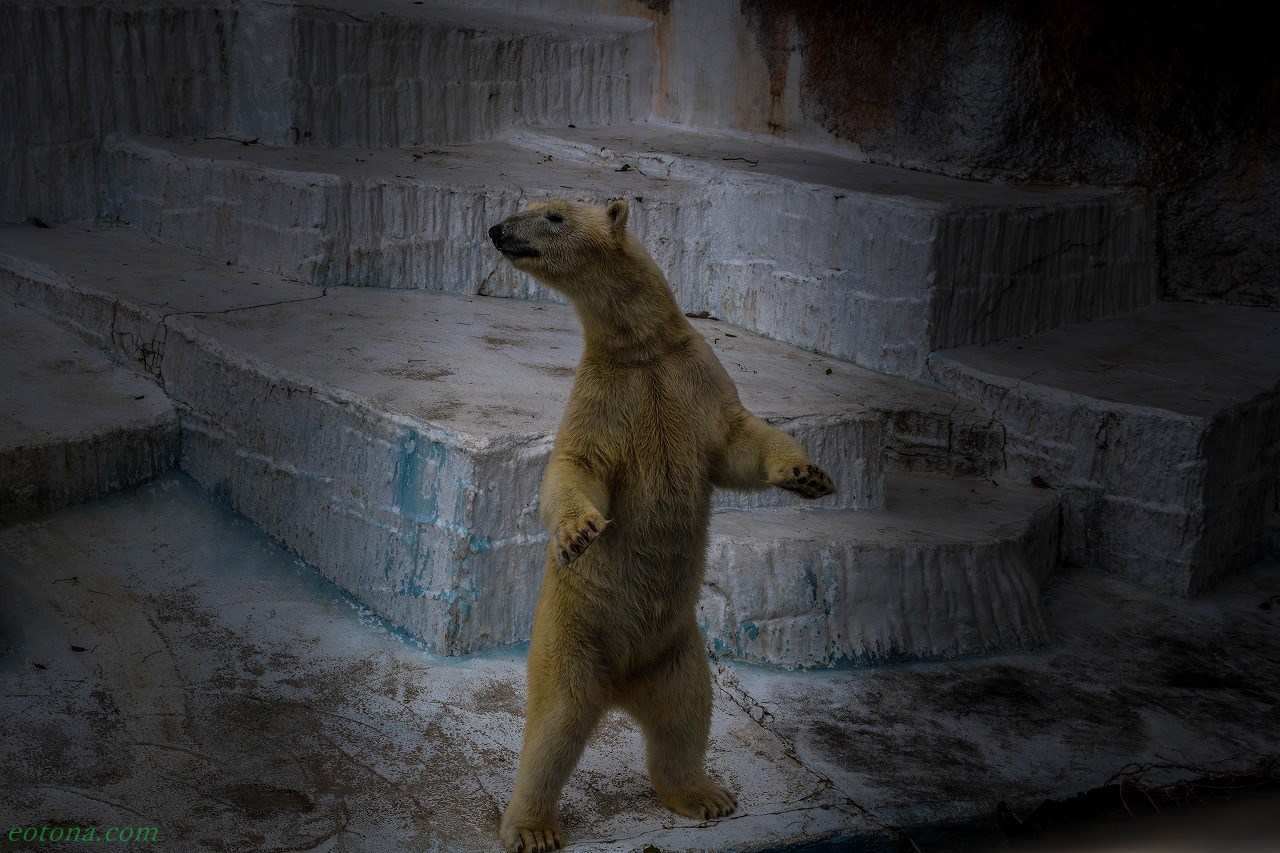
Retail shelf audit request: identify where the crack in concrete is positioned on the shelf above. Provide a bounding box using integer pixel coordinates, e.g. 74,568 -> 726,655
591,801 -> 852,846
711,663 -> 888,835
964,213 -> 1132,331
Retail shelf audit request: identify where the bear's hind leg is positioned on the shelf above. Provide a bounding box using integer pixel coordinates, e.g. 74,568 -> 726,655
619,622 -> 737,821
502,637 -> 604,852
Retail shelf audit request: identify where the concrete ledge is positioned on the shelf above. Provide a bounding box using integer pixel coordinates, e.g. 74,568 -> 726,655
930,301 -> 1280,596
514,125 -> 1158,377
702,473 -> 1060,669
105,128 -> 1154,379
0,296 -> 177,523
0,223 -> 1002,658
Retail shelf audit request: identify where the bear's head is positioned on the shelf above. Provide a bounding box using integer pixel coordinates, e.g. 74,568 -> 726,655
488,199 -> 633,297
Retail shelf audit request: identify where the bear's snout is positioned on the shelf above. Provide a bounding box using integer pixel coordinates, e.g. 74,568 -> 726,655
489,220 -> 540,259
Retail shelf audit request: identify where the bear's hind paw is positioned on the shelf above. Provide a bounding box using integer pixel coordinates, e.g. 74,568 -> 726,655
501,822 -> 564,853
662,779 -> 738,821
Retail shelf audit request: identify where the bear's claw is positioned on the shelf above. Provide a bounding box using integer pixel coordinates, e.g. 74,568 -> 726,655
772,462 -> 835,499
554,507 -> 608,567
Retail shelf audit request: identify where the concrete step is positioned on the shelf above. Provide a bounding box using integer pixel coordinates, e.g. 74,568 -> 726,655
104,129 -> 1156,378
0,295 -> 177,523
3,0 -> 651,223
0,222 -> 1004,659
930,301 -> 1280,596
703,472 -> 1061,669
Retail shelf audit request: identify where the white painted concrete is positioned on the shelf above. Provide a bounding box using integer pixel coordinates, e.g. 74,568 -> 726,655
0,223 -> 1018,661
930,302 -> 1280,596
0,295 -> 177,521
702,473 -> 1060,669
107,128 -> 1155,378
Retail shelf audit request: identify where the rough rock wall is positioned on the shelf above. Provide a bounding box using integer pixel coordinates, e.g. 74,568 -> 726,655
733,0 -> 1280,308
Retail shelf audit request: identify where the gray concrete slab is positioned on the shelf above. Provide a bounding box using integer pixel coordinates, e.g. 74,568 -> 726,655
515,125 -> 1158,376
0,296 -> 177,522
0,475 -> 877,851
717,559 -> 1280,834
514,124 -> 1115,208
5,475 -> 1277,850
930,302 -> 1280,596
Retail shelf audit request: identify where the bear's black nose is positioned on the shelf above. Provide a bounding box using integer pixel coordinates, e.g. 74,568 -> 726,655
488,223 -> 504,244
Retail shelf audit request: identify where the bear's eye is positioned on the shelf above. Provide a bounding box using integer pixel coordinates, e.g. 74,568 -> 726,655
546,212 -> 564,224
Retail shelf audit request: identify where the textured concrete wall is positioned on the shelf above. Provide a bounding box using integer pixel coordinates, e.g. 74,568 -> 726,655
0,2 -> 234,223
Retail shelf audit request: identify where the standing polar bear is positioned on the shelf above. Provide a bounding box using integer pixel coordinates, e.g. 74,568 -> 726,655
489,198 -> 835,852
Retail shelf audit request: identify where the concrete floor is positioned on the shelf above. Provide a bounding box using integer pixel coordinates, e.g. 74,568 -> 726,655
3,475 -> 1279,851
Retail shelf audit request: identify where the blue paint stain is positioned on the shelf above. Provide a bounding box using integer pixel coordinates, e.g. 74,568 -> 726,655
393,428 -> 443,525
740,620 -> 760,640
803,565 -> 819,603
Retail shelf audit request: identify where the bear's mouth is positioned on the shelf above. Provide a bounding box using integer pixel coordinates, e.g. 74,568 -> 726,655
499,245 -> 540,259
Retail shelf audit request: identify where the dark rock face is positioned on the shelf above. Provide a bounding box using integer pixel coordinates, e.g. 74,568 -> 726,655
741,0 -> 1280,307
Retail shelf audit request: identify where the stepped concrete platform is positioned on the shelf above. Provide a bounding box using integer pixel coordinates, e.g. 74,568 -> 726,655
105,127 -> 1155,379
703,473 -> 1060,670
3,0 -> 650,223
930,301 -> 1280,596
0,222 -> 1011,662
0,296 -> 177,523
5,476 -> 1279,850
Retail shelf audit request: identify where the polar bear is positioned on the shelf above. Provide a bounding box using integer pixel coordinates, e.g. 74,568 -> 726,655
489,199 -> 834,852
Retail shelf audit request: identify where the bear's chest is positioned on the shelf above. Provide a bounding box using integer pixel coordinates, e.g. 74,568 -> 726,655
563,367 -> 720,506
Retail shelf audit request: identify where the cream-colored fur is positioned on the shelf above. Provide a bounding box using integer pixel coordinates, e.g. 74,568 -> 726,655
489,199 -> 834,852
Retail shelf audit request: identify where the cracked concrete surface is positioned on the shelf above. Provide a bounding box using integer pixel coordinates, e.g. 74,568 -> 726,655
5,476 -> 1279,850
0,475 -> 873,851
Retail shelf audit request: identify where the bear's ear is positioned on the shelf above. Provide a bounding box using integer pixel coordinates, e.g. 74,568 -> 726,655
606,199 -> 629,235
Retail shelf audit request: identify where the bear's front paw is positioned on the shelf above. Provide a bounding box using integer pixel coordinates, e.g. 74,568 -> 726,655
771,462 -> 835,499
553,507 -> 608,567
